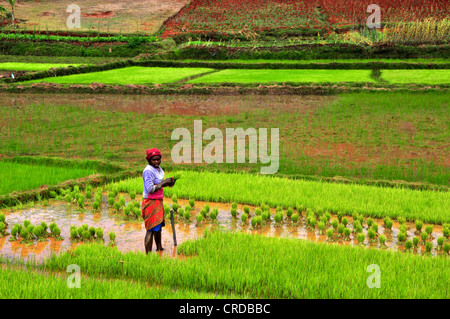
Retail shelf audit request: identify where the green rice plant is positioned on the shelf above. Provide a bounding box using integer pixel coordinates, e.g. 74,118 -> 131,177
332,219 -> 339,230
308,217 -> 316,228
24,220 -> 31,228
357,233 -> 365,244
397,232 -> 407,242
77,195 -> 85,209
133,207 -> 141,219
189,199 -> 195,208
82,230 -> 90,241
85,189 -> 92,200
114,201 -> 121,212
240,213 -> 248,223
184,209 -> 191,221
343,228 -> 351,239
92,201 -> 100,210
230,208 -> 238,218
338,224 -> 345,235
358,215 -> 364,226
444,243 -> 450,255
129,190 -> 136,200
274,213 -> 282,224
0,222 -> 6,236
286,208 -> 293,218
415,219 -> 423,232
256,216 -> 262,226
178,207 -> 185,217
196,214 -> 203,224
172,194 -> 178,204
276,206 -> 283,213
342,217 -> 348,227
326,229 -> 334,240
352,211 -> 358,221
20,227 -> 30,242
320,216 -> 328,225
108,191 -> 115,199
355,223 -> 363,234
443,227 -> 450,238
291,213 -> 299,224
0,213 -> 5,224
384,219 -> 393,231
200,208 -> 208,219
70,228 -> 78,240
10,224 -> 19,238
337,211 -> 343,221
204,204 -> 210,214
421,232 -> 428,243
255,208 -> 262,216
251,217 -> 257,228
425,225 -> 433,236
52,225 -> 62,240
95,227 -> 104,240
118,196 -> 126,207
398,217 -> 406,225
413,237 -> 419,247
89,227 -> 96,237
243,206 -> 250,215
437,237 -> 445,247
108,197 -> 115,206
109,232 -> 116,244
425,242 -> 433,253
367,218 -> 374,227
172,203 -> 179,212
405,240 -> 413,250
231,202 -> 237,210
318,222 -> 325,234
372,224 -> 379,233
210,208 -> 219,221
379,235 -> 386,245
368,229 -> 376,241
399,224 -> 408,234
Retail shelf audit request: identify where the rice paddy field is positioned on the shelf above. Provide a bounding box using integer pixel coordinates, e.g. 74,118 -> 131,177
0,0 -> 449,309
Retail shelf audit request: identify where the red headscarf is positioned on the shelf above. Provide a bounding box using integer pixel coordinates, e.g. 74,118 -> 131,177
146,148 -> 162,161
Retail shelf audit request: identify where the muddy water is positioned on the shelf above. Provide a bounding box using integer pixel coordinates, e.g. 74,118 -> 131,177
0,194 -> 447,261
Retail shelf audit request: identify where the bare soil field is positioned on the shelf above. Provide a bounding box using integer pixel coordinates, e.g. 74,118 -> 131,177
0,0 -> 190,34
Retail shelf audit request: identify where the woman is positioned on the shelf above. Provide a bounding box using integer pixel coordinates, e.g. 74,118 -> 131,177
142,148 -> 175,254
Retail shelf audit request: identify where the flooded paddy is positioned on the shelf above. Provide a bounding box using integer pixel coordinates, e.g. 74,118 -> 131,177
0,194 -> 447,262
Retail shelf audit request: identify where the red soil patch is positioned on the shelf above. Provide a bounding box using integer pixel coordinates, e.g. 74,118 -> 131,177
82,11 -> 115,19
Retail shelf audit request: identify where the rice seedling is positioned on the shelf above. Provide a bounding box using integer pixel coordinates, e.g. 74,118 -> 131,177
443,227 -> 450,238
109,232 -> 116,245
256,216 -> 262,226
0,222 -> 6,237
368,229 -> 376,242
52,225 -> 62,240
342,217 -> 349,227
413,237 -> 419,247
358,215 -> 365,226
425,242 -> 433,254
372,224 -> 379,233
189,199 -> 195,208
172,194 -> 178,204
437,237 -> 445,247
318,222 -> 326,235
240,213 -> 248,223
196,214 -> 203,224
251,217 -> 258,228
425,225 -> 433,237
357,233 -> 365,244
118,196 -> 126,207
24,220 -> 31,228
326,229 -> 334,240
200,208 -> 208,219
405,240 -> 413,250
421,232 -> 428,243
444,243 -> 450,255
129,190 -> 136,200
19,227 -> 31,243
231,202 -> 237,210
344,228 -> 351,239
338,224 -> 345,236
184,209 -> 191,221
204,204 -> 210,214
415,220 -> 424,232
286,208 -> 293,218
337,211 -> 343,221
276,206 -> 283,214
398,217 -> 406,225
0,213 -> 5,224
332,219 -> 339,230
172,203 -> 179,212
274,213 -> 282,225
255,208 -> 262,216
397,232 -> 407,242
70,227 -> 78,240
92,201 -> 100,210
351,211 -> 358,221
399,224 -> 408,234
108,197 -> 115,206
355,223 -> 363,234
291,213 -> 299,224
178,207 -> 185,217
367,218 -> 374,228
210,208 -> 219,221
384,218 -> 394,231
379,235 -> 386,246
9,224 -> 19,241
230,208 -> 238,218
77,195 -> 85,209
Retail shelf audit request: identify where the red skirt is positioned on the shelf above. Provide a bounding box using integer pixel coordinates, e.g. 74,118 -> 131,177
141,198 -> 164,231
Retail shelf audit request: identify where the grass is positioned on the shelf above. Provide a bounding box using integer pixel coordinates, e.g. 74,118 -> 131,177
23,66 -> 215,85
187,69 -> 375,83
382,70 -> 450,84
35,231 -> 449,298
0,161 -> 97,195
109,170 -> 450,224
0,91 -> 447,186
0,55 -> 127,64
0,266 -> 228,298
0,62 -> 84,71
183,58 -> 450,64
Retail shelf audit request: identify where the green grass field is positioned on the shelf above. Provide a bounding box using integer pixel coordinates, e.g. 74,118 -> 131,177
0,62 -> 84,71
29,231 -> 449,298
0,161 -> 97,195
382,70 -> 450,84
188,69 -> 375,83
23,67 -> 214,85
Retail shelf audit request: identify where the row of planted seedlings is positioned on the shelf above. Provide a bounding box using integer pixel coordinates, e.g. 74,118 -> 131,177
69,224 -> 116,246
1,216 -> 63,244
163,195 -> 450,256
166,195 -> 219,224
